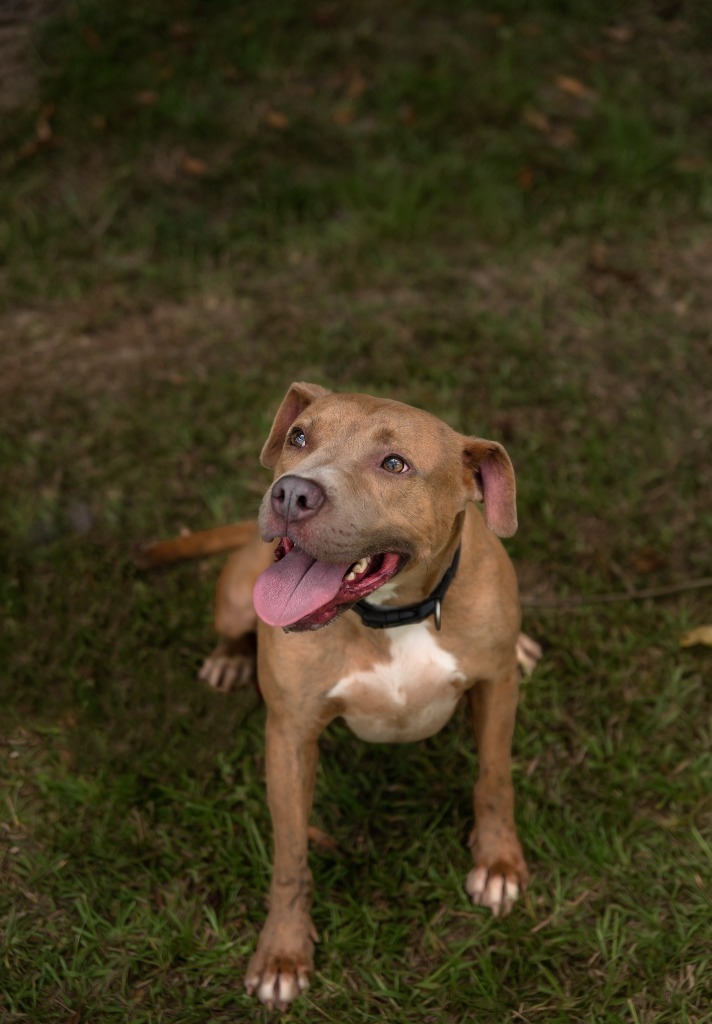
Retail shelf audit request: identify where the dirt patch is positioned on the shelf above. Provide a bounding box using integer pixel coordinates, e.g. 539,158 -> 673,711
3,225 -> 711,422
0,295 -> 257,410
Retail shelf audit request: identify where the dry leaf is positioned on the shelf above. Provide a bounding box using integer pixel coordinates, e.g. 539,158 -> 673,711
555,74 -> 596,100
580,46 -> 603,62
548,125 -> 577,149
346,70 -> 367,99
132,985 -> 148,1005
589,242 -> 608,270
220,60 -> 239,81
520,22 -> 541,37
680,625 -> 712,648
36,103 -> 55,142
82,27 -> 102,51
182,155 -> 208,177
135,90 -> 158,107
519,166 -> 535,191
604,25 -> 633,44
332,105 -> 356,126
307,826 -> 340,853
522,106 -> 550,132
264,109 -> 289,129
633,547 -> 666,574
674,155 -> 706,173
312,5 -> 340,28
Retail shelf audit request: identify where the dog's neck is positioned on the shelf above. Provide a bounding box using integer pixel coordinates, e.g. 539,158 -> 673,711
352,545 -> 461,631
353,513 -> 465,630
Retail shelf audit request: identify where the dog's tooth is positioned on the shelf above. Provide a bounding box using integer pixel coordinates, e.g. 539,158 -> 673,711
344,556 -> 372,584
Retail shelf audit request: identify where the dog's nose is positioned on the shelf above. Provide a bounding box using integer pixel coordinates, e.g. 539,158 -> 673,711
270,475 -> 325,522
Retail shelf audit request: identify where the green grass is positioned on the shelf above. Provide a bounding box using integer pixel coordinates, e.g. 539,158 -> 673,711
2,0 -> 711,300
1,1 -> 711,1021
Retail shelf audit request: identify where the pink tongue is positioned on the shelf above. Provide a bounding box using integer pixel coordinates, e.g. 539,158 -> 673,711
253,547 -> 352,627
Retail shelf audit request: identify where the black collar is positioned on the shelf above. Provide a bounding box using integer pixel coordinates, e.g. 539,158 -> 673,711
352,546 -> 461,631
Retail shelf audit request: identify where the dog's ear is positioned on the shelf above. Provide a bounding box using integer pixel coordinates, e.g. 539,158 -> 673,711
260,382 -> 331,468
461,438 -> 517,537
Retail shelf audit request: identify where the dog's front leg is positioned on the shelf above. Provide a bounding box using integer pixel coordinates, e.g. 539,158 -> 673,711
465,665 -> 529,917
245,712 -> 320,1010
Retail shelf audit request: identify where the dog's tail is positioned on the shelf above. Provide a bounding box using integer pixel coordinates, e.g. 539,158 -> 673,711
135,520 -> 258,570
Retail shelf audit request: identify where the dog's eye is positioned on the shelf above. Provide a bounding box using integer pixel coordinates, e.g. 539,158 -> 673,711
289,428 -> 306,449
382,454 -> 408,473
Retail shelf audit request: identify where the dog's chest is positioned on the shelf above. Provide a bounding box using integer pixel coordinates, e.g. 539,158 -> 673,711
327,623 -> 468,743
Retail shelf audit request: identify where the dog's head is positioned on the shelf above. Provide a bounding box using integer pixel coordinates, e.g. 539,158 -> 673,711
254,382 -> 517,631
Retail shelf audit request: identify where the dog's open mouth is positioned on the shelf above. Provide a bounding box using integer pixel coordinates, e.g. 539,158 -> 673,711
253,537 -> 402,631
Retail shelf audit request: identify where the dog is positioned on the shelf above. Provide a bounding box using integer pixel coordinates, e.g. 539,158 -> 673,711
138,382 -> 541,1010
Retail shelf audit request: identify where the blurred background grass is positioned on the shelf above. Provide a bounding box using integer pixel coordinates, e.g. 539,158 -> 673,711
1,2 -> 710,1021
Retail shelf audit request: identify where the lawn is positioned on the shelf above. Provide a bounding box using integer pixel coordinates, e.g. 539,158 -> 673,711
1,1 -> 711,1021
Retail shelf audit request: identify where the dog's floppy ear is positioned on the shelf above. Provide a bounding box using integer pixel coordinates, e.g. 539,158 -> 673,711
461,438 -> 517,537
260,382 -> 331,469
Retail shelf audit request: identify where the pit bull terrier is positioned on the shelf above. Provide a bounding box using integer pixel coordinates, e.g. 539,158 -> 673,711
138,382 -> 540,1010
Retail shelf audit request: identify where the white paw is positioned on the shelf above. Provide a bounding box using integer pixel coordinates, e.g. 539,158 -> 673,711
256,969 -> 308,1009
245,965 -> 310,1011
198,653 -> 253,692
466,866 -> 520,917
516,632 -> 542,676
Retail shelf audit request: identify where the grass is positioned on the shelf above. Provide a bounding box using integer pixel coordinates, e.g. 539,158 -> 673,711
1,1 -> 711,1021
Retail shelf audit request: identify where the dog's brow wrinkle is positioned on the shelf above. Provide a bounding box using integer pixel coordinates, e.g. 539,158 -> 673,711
372,426 -> 396,446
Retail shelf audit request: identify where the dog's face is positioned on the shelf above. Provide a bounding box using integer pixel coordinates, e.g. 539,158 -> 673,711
254,382 -> 516,631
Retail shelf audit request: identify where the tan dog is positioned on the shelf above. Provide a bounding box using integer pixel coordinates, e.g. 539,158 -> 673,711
139,382 -> 540,1010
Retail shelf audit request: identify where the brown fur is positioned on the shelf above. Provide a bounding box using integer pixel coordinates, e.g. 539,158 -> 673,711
139,383 -> 539,1009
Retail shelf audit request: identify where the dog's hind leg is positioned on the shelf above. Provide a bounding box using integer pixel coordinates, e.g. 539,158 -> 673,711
516,632 -> 542,676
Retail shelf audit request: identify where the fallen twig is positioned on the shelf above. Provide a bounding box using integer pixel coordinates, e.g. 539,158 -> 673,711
521,576 -> 712,609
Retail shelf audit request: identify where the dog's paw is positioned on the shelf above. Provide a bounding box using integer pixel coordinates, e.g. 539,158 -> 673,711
466,828 -> 529,918
199,639 -> 256,693
466,864 -> 522,917
516,632 -> 542,676
244,957 -> 311,1011
244,922 -> 316,1010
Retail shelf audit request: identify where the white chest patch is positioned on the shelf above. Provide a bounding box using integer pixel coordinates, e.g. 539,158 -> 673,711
327,622 -> 468,743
